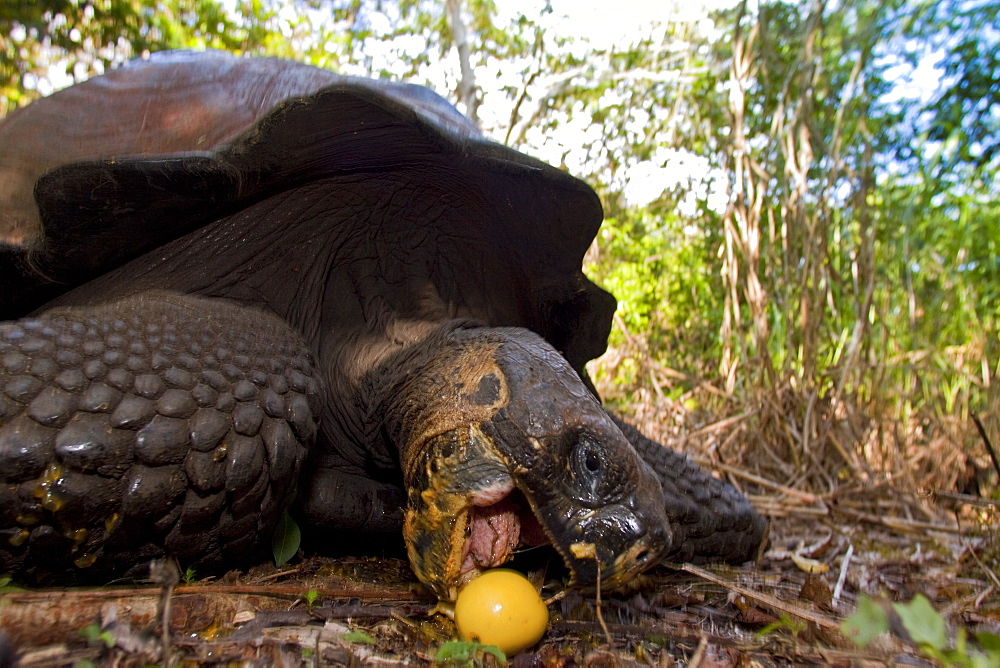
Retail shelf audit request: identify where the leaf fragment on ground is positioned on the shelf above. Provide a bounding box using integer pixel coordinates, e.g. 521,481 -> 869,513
272,510 -> 301,567
842,595 -> 889,646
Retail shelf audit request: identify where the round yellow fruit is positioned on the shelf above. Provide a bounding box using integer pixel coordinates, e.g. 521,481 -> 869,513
454,569 -> 549,656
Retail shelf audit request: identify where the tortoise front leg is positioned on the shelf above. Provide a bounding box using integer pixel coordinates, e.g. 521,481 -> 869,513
609,415 -> 767,564
0,291 -> 320,584
296,465 -> 405,535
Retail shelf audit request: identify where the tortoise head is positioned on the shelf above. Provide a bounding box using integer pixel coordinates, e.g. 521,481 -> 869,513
395,325 -> 671,600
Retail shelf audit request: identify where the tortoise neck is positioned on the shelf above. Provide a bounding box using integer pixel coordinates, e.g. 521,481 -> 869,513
367,321 -> 511,463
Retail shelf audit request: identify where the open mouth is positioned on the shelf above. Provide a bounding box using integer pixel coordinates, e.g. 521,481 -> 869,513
403,424 -> 561,599
403,464 -> 560,600
451,480 -> 659,597
458,485 -> 549,584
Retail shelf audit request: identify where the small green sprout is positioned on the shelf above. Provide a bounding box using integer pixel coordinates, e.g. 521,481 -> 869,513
435,639 -> 507,666
303,588 -> 319,611
79,622 -> 115,649
343,630 -> 377,645
756,612 -> 808,639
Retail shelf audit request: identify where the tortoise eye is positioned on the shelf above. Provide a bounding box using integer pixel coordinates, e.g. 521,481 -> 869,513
570,435 -> 612,504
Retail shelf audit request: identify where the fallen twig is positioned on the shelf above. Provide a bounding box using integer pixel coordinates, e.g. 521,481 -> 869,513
749,496 -> 830,517
832,544 -> 854,609
835,507 -> 964,535
688,634 -> 709,668
258,567 -> 302,583
677,563 -> 839,629
685,411 -> 755,440
690,456 -> 824,504
933,490 -> 1000,508
150,558 -> 180,667
962,541 -> 1000,590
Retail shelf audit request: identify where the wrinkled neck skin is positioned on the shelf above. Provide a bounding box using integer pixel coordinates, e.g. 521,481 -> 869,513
369,323 -> 672,600
371,321 -> 507,462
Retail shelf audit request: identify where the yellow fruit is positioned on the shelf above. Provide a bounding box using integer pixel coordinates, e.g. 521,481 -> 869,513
454,569 -> 549,656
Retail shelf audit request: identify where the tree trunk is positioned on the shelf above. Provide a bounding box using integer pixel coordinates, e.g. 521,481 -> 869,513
446,0 -> 479,126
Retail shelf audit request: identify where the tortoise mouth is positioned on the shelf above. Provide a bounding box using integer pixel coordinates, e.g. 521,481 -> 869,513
457,488 -> 549,583
454,482 -> 662,593
401,423 -> 566,599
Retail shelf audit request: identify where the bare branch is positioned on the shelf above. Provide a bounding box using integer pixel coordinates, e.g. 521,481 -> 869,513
445,0 -> 479,126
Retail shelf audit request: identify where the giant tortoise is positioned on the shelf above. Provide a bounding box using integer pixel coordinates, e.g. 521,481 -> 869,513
0,51 -> 765,600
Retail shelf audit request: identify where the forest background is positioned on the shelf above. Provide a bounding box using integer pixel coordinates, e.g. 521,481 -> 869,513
1,0 -> 997,513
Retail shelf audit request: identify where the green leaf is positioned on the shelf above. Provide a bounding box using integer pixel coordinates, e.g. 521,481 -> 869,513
434,640 -> 507,665
79,622 -> 115,649
271,509 -> 301,567
480,644 -> 507,663
343,630 -> 377,645
435,640 -> 473,661
893,594 -> 948,651
970,653 -> 1000,668
976,632 -> 1000,652
0,574 -> 25,593
757,613 -> 806,638
842,595 -> 889,647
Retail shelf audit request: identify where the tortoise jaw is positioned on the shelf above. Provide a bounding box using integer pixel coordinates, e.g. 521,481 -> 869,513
514,458 -> 672,593
554,503 -> 668,590
401,424 -> 564,600
403,424 -> 524,600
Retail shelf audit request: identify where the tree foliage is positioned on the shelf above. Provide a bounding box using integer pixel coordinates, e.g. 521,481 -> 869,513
0,0 -> 353,114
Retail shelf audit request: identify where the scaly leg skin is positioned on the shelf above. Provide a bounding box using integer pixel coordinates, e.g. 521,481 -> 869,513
0,291 -> 321,585
296,465 -> 406,535
611,415 -> 767,564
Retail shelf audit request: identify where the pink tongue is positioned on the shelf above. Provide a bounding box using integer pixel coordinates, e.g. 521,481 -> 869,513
462,497 -> 521,574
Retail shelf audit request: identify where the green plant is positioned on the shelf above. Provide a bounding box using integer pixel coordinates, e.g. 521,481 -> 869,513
756,612 -> 808,639
843,594 -> 1000,667
0,574 -> 24,593
435,639 -> 507,666
303,589 -> 319,611
79,622 -> 115,649
343,630 -> 377,645
272,509 -> 301,567
182,567 -> 197,585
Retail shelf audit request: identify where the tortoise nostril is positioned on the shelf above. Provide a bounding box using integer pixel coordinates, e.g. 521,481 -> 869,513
648,524 -> 672,555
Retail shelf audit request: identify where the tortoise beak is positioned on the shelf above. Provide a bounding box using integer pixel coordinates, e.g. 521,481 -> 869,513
533,454 -> 672,591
